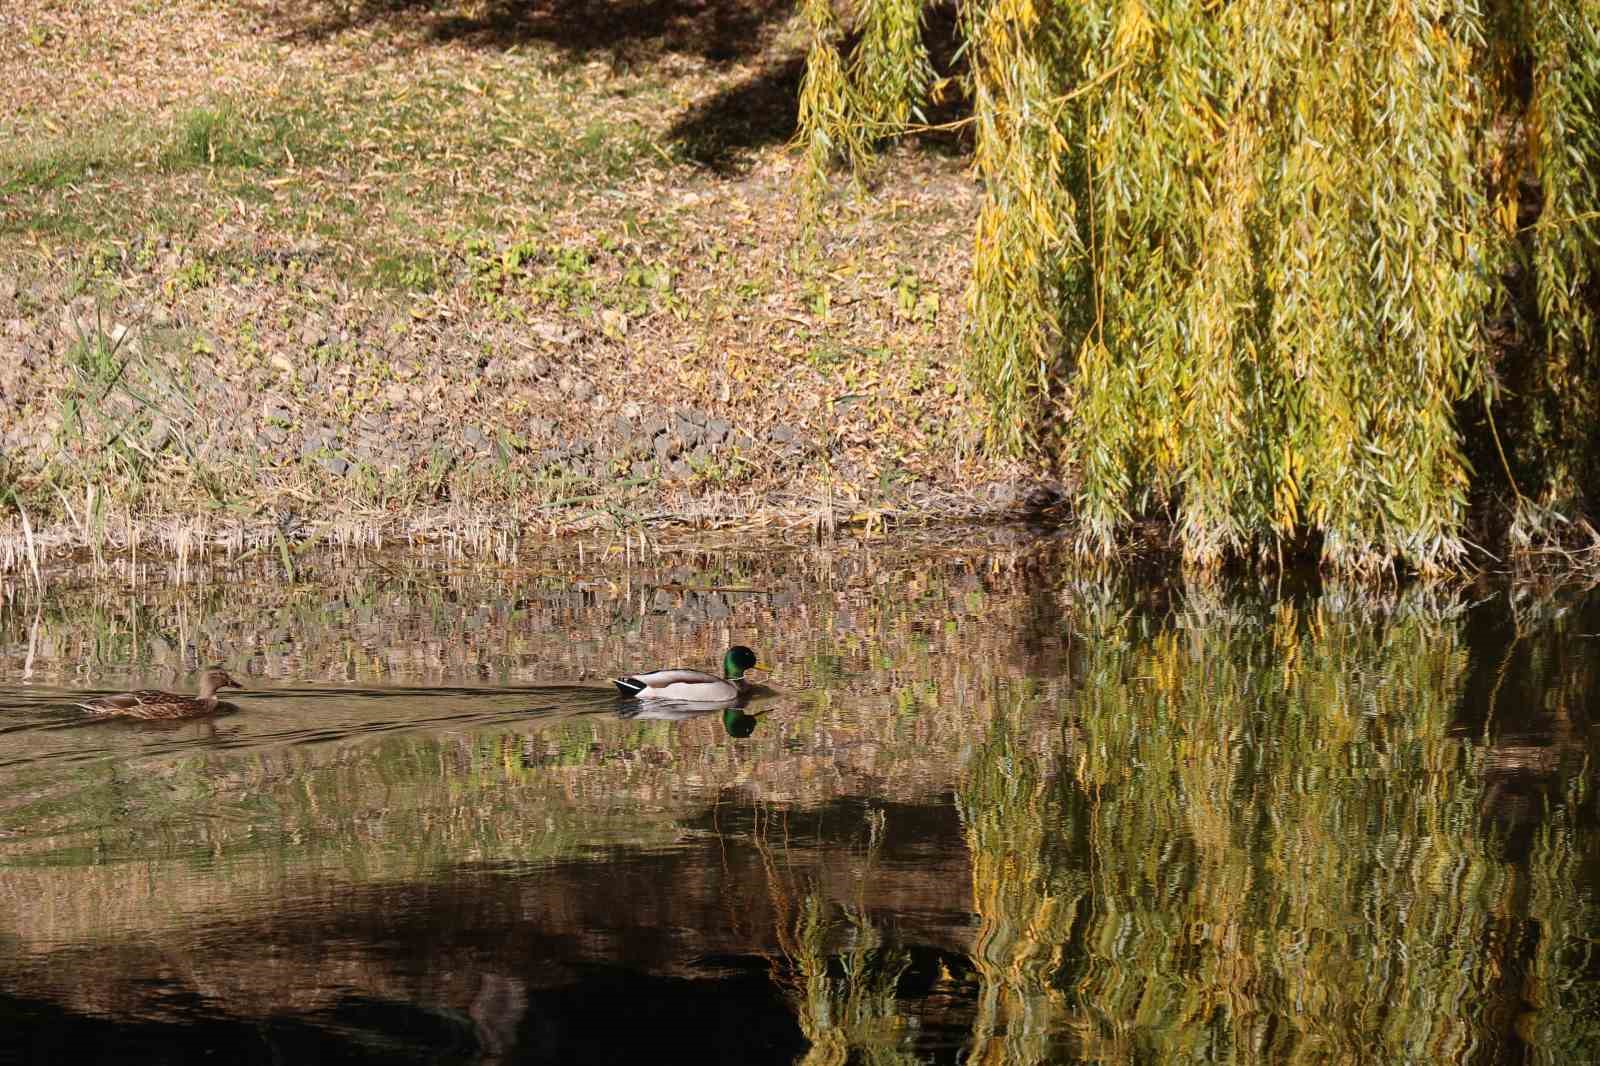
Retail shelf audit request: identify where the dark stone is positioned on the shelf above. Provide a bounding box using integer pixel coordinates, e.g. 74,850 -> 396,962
667,458 -> 693,481
528,416 -> 557,439
673,416 -> 702,445
1023,483 -> 1065,512
630,461 -> 653,479
463,426 -> 490,450
653,434 -> 675,463
320,454 -> 350,477
259,423 -> 288,445
769,424 -> 801,445
649,588 -> 675,613
704,418 -> 731,446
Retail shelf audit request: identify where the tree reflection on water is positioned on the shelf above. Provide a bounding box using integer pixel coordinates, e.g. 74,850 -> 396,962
0,546 -> 1596,1064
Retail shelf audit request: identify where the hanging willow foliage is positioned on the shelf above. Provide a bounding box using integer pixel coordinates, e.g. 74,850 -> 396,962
963,2 -> 1089,456
800,0 -> 1600,571
1513,0 -> 1600,544
796,0 -> 931,198
849,0 -> 934,135
796,0 -> 869,195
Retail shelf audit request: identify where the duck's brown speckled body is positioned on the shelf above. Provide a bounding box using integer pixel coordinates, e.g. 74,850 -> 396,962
78,668 -> 243,720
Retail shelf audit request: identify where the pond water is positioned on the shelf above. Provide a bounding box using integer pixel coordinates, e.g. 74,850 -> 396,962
1,541 -> 1598,1065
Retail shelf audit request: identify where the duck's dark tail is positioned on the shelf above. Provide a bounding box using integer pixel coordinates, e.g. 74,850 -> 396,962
613,676 -> 646,697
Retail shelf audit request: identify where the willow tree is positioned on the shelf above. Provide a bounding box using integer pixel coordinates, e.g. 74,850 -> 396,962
798,0 -> 1600,572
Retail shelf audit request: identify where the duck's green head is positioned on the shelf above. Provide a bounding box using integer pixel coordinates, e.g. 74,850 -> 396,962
723,646 -> 765,679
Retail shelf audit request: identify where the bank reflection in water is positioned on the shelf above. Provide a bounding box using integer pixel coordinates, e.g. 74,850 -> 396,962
0,547 -> 1596,1064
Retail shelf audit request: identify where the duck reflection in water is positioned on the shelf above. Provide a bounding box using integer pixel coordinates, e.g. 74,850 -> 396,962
617,697 -> 768,738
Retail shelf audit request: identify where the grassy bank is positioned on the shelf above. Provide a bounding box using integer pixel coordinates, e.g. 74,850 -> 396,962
0,0 -> 1032,568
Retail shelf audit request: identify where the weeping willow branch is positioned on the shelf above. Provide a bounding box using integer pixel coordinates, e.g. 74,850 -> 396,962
799,0 -> 1600,573
850,0 -> 933,135
1512,0 -> 1600,543
797,0 -> 933,202
796,0 -> 870,201
963,0 -> 1088,457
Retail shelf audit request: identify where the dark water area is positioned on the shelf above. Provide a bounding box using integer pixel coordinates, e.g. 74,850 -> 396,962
1,542 -> 1598,1065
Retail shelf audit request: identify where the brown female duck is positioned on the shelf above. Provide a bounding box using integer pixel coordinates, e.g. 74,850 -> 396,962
78,668 -> 244,720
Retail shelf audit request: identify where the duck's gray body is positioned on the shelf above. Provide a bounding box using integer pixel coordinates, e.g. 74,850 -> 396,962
613,668 -> 741,703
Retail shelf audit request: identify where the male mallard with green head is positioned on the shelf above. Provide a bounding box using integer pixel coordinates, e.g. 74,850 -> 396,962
613,646 -> 768,702
78,667 -> 244,720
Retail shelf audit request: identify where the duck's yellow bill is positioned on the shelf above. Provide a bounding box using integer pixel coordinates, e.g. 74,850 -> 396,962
753,661 -> 773,672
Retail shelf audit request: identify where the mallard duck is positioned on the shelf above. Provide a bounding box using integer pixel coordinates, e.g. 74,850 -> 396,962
613,646 -> 768,702
78,668 -> 243,720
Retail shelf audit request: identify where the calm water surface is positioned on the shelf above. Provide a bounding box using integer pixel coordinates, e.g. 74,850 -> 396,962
1,543 -> 1598,1064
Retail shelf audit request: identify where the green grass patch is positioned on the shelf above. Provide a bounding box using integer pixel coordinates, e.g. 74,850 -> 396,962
0,206 -> 96,241
2,145 -> 99,197
0,124 -> 140,200
365,249 -> 443,293
65,326 -> 127,390
158,105 -> 314,173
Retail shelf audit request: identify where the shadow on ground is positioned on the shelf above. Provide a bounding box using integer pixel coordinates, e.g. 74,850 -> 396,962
665,54 -> 803,173
270,0 -> 792,64
663,2 -> 971,173
260,0 -> 972,174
